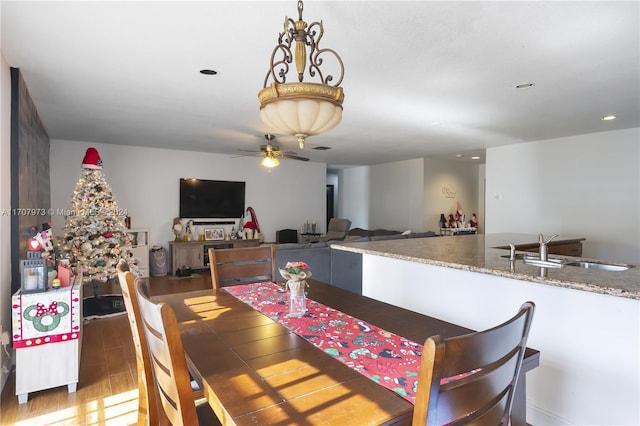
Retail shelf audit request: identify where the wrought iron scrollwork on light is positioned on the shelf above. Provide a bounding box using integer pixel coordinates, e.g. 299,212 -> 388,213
258,0 -> 345,149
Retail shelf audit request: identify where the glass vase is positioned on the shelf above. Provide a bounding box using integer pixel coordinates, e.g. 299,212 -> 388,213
287,291 -> 307,318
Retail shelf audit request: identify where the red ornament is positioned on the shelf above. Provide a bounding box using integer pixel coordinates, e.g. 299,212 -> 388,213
103,231 -> 113,238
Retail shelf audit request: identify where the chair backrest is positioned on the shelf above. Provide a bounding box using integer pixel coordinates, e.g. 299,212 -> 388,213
116,259 -> 159,425
135,279 -> 200,425
208,245 -> 277,290
412,301 -> 535,426
322,218 -> 352,241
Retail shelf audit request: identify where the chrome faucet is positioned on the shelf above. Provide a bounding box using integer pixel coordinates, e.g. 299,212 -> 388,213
538,233 -> 559,261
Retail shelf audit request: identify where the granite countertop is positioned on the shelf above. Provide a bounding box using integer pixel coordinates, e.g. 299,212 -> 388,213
331,233 -> 640,300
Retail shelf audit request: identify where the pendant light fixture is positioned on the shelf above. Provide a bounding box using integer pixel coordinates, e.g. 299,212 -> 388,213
258,0 -> 345,149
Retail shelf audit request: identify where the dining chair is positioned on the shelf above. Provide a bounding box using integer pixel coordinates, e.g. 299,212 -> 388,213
135,279 -> 221,426
116,259 -> 159,425
208,245 -> 277,290
412,301 -> 535,426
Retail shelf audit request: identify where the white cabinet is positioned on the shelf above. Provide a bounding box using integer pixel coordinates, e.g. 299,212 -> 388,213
13,282 -> 83,404
129,228 -> 149,276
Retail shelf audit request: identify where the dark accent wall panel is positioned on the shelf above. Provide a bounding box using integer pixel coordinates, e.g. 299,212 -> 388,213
10,68 -> 51,293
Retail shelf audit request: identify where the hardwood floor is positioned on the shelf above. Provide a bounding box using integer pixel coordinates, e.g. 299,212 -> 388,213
0,273 -> 211,425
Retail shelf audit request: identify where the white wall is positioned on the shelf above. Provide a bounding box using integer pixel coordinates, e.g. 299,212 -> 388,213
369,158 -> 424,232
362,254 -> 640,425
0,54 -> 13,392
485,128 -> 640,264
423,158 -> 482,232
339,158 -> 480,233
50,140 -> 327,248
338,158 -> 484,232
337,166 -> 370,229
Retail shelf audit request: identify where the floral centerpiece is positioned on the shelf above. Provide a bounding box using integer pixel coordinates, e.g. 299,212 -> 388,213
279,261 -> 312,317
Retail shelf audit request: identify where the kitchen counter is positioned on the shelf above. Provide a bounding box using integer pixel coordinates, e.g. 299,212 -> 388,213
333,233 -> 639,424
332,233 -> 639,300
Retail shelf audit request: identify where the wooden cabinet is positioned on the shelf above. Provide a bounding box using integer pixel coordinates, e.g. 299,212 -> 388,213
169,239 -> 260,275
172,244 -> 203,272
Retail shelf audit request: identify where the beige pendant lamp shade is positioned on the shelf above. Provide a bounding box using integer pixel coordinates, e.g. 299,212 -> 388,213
258,1 -> 345,149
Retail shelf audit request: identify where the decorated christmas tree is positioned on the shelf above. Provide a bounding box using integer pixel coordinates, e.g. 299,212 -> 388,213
58,148 -> 137,295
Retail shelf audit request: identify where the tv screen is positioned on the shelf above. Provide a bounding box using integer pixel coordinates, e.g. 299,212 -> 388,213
179,178 -> 245,218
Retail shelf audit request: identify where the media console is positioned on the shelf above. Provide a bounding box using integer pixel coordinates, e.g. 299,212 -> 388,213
168,239 -> 260,275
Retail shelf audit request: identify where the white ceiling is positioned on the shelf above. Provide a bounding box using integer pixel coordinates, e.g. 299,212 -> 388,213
2,1 -> 638,168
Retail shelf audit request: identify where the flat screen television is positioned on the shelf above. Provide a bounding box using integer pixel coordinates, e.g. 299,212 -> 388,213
179,178 -> 245,218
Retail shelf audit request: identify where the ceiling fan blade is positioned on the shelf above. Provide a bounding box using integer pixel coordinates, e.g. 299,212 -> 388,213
281,152 -> 309,161
237,148 -> 260,153
232,151 -> 260,158
260,144 -> 279,152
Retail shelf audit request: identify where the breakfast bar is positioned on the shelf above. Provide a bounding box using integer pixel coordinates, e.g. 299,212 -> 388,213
331,233 -> 640,425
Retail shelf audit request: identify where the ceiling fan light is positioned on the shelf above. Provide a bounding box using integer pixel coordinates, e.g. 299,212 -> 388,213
261,154 -> 280,168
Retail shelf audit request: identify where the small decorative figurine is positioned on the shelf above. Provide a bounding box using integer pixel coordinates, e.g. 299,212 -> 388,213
172,217 -> 183,241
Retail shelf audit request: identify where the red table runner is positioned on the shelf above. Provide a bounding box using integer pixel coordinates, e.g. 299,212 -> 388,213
224,282 -> 422,404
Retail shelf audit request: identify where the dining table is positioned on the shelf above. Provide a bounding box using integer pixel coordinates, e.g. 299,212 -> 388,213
153,279 -> 540,425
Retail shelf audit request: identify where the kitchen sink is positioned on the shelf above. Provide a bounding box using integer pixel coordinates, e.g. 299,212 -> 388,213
501,254 -> 632,271
564,261 -> 631,271
522,256 -> 565,268
501,254 -> 565,267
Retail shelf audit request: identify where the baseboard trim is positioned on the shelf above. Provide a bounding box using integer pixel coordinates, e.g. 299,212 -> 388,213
528,401 -> 574,425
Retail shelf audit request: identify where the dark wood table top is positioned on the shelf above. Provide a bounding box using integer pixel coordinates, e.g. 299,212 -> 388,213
155,279 -> 539,425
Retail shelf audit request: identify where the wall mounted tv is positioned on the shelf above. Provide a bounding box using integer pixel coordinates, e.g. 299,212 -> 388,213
179,178 -> 245,219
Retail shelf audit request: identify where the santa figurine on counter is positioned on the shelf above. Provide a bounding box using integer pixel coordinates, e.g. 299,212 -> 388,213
470,213 -> 478,228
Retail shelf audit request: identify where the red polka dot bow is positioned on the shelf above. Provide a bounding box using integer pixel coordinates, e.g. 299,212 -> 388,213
35,302 -> 58,317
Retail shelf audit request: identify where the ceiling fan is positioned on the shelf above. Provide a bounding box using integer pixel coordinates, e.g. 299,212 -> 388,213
238,134 -> 309,168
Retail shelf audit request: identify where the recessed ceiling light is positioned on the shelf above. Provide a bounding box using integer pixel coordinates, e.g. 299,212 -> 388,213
456,154 -> 464,158
200,69 -> 218,75
515,82 -> 535,89
601,115 -> 616,121
471,156 -> 480,160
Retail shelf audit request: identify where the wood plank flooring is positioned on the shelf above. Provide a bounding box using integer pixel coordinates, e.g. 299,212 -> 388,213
0,274 -> 211,425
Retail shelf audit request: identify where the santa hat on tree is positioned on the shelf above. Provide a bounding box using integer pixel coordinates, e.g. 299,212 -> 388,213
82,147 -> 103,170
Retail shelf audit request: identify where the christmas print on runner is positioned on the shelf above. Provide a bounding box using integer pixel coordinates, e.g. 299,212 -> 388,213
224,282 -> 423,404
57,148 -> 139,296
